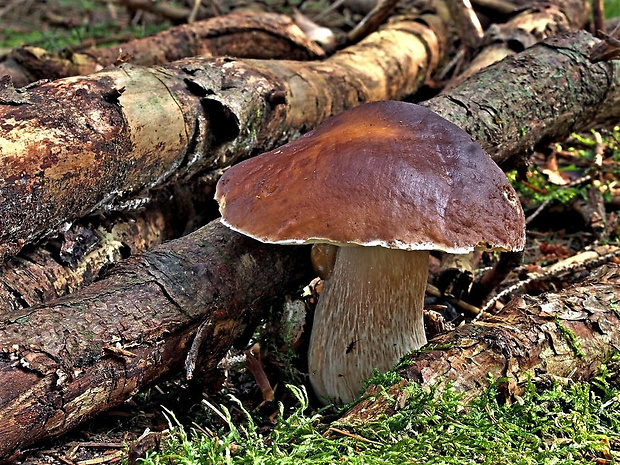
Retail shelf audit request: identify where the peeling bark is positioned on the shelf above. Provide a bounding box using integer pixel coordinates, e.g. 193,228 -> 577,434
0,220 -> 314,460
0,11 -> 445,261
449,1 -> 587,86
342,265 -> 620,424
0,12 -> 325,87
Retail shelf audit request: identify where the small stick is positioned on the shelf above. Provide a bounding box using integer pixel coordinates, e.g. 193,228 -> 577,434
474,246 -> 620,321
426,283 -> 481,317
447,0 -> 484,49
471,0 -> 518,16
592,0 -> 606,37
526,174 -> 591,225
347,0 -> 399,44
188,0 -> 202,23
313,0 -> 347,21
76,451 -> 122,465
590,23 -> 620,62
327,427 -> 384,445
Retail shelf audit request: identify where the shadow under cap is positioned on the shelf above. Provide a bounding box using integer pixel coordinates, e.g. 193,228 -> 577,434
215,100 -> 525,253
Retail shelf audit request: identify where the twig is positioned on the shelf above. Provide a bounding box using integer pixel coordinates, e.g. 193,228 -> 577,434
426,283 -> 481,317
447,0 -> 484,49
590,22 -> 620,62
347,0 -> 400,44
188,0 -> 202,23
76,451 -> 122,465
327,427 -> 384,445
313,0 -> 347,21
592,0 -> 606,37
0,0 -> 35,20
201,397 -> 229,424
471,0 -> 518,16
114,0 -> 189,22
245,343 -> 275,402
526,174 -> 591,225
74,442 -> 125,449
474,246 -> 620,321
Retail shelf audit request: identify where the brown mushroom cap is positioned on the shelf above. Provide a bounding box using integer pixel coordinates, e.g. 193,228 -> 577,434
215,101 -> 525,253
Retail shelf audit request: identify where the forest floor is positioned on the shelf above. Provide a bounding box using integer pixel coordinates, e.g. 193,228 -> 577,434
1,1 -> 620,464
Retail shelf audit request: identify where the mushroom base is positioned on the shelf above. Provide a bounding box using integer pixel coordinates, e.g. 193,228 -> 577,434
308,246 -> 429,404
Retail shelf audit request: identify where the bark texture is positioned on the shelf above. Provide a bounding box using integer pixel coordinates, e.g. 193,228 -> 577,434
0,12 -> 325,87
0,11 -> 445,261
342,264 -> 620,424
425,31 -> 620,169
0,220 -> 314,460
0,179 -> 214,318
450,1 -> 588,86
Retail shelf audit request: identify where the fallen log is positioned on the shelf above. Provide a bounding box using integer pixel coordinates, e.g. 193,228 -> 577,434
449,1 -> 588,86
342,264 -> 620,424
0,8 -> 445,261
424,31 -> 620,168
0,12 -> 325,87
0,0 -> 593,262
0,0 -> 592,312
0,220 -> 314,460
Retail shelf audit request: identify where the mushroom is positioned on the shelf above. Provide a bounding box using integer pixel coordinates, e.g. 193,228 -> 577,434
215,100 -> 525,403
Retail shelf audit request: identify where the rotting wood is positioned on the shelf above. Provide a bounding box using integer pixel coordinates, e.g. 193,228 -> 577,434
0,12 -> 325,87
0,8 -> 446,262
341,264 -> 620,424
0,0 -> 594,263
0,220 -> 314,460
423,31 -> 620,169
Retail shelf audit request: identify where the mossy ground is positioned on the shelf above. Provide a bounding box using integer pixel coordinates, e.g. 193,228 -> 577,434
136,364 -> 620,465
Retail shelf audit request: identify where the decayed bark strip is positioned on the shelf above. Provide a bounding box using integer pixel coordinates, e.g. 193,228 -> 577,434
0,10 -> 445,262
0,12 -> 325,87
0,220 -> 314,460
342,265 -> 620,424
449,2 -> 587,86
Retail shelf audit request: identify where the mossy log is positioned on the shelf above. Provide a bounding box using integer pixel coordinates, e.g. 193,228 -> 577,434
342,265 -> 620,424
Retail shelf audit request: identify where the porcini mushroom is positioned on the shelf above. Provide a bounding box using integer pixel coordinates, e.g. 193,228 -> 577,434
215,100 -> 525,403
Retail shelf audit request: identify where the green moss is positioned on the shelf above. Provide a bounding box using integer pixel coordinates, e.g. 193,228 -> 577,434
555,318 -> 585,358
604,0 -> 620,18
134,375 -> 620,465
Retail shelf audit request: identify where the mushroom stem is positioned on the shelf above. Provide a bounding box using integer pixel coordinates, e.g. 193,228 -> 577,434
308,246 -> 429,404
